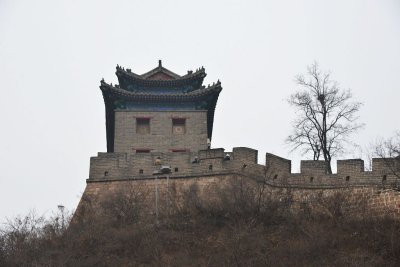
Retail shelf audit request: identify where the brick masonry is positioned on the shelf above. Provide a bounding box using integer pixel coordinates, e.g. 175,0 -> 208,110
78,147 -> 400,218
114,110 -> 208,154
77,172 -> 400,219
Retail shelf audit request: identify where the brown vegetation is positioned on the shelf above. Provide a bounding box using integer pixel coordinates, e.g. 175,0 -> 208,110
1,178 -> 400,266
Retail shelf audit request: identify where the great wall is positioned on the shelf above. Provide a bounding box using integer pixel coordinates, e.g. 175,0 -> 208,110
75,62 -> 400,218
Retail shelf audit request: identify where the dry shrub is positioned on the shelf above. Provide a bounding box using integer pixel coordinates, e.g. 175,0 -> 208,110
1,178 -> 400,266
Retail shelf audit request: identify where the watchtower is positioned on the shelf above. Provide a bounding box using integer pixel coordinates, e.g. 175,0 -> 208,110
100,60 -> 222,154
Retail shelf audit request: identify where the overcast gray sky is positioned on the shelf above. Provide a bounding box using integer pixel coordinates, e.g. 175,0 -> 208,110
1,0 -> 399,220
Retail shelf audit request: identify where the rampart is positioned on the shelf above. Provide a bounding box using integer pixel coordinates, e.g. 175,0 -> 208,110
88,147 -> 399,188
75,147 -> 400,219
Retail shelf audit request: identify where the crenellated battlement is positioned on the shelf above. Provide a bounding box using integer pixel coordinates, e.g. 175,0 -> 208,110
265,153 -> 399,188
77,147 -> 400,222
87,148 -> 399,189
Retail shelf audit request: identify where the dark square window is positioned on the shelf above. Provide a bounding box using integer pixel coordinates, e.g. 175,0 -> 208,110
136,118 -> 150,134
172,118 -> 186,134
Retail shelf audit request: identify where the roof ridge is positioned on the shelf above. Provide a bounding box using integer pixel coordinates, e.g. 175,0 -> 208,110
100,80 -> 222,98
140,60 -> 181,79
116,64 -> 206,81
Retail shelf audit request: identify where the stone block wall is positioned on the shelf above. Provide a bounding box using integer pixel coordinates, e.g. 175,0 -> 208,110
198,148 -> 224,160
131,153 -> 156,177
300,160 -> 329,175
263,155 -> 399,188
372,158 -> 399,181
88,148 -> 400,187
232,147 -> 258,164
114,111 -> 208,154
84,146 -> 400,220
88,147 -> 266,180
265,153 -> 291,180
337,159 -> 364,175
89,153 -> 128,179
76,173 -> 400,221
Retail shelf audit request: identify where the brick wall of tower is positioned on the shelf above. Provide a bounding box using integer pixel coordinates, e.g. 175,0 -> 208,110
114,111 -> 208,154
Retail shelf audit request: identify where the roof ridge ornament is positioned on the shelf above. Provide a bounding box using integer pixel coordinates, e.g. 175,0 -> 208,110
158,59 -> 162,67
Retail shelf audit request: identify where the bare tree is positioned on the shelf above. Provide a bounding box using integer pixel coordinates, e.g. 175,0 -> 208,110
287,62 -> 363,173
374,132 -> 400,179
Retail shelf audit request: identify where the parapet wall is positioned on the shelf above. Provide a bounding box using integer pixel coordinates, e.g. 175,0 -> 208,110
265,153 -> 399,188
88,148 -> 260,183
265,153 -> 291,178
75,148 -> 400,221
88,147 -> 399,189
232,147 -> 258,164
